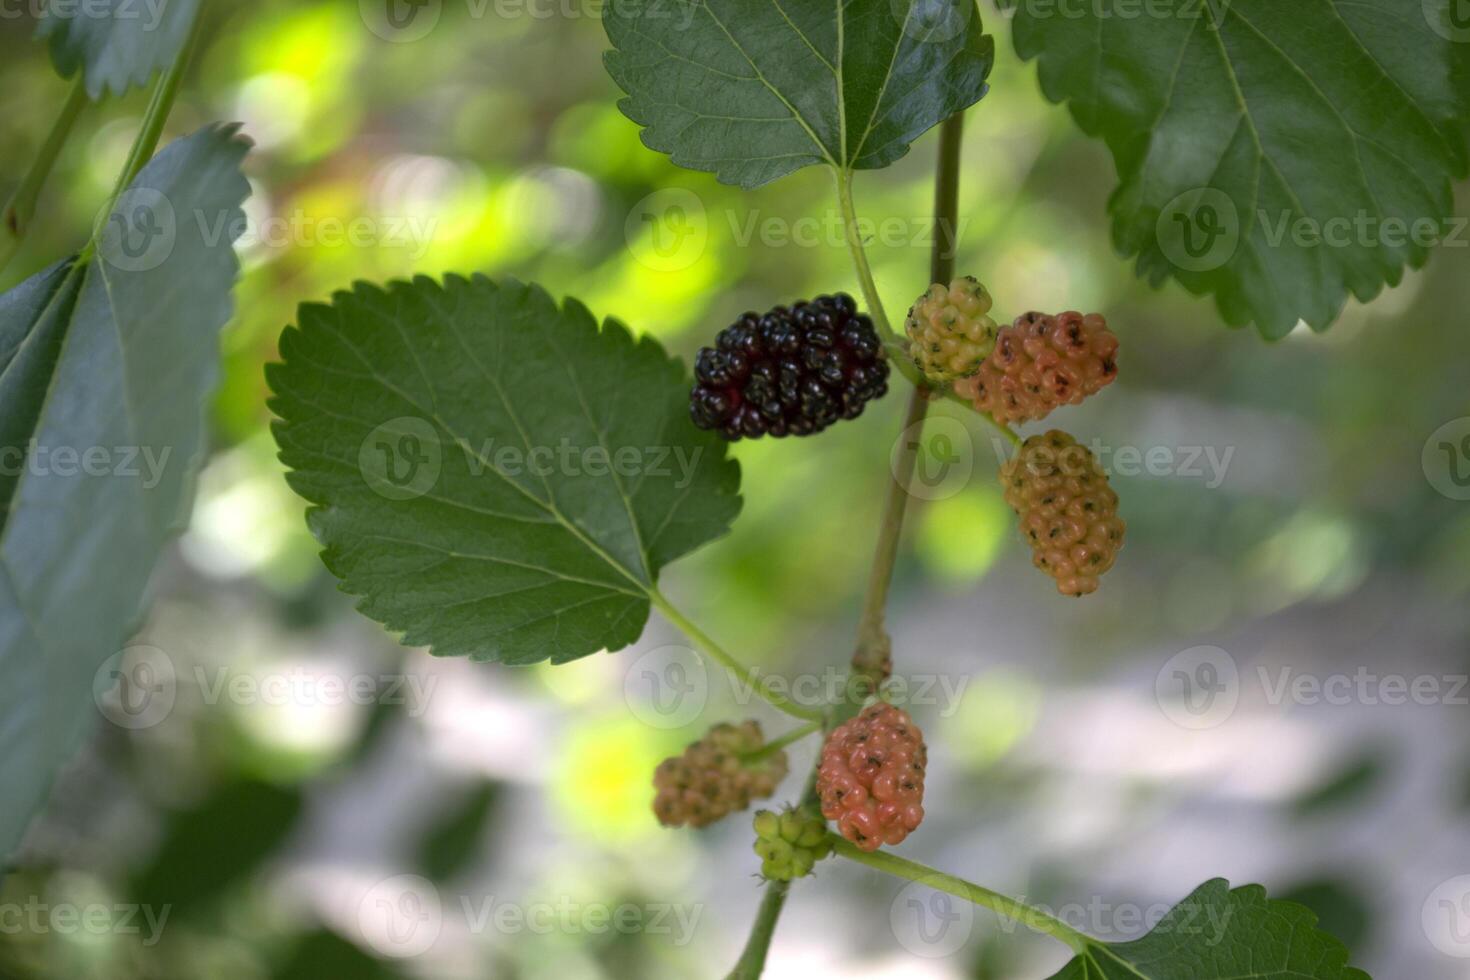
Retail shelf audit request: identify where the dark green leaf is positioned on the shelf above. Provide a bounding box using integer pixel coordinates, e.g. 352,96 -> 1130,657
267,275 -> 741,665
418,782 -> 500,882
0,124 -> 250,857
1007,0 -> 1469,337
37,0 -> 201,99
1046,878 -> 1370,979
603,0 -> 994,187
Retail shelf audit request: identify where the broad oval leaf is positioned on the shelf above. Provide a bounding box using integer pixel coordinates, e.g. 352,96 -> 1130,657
1047,878 -> 1369,979
604,0 -> 995,187
267,276 -> 742,665
1007,0 -> 1469,337
37,0 -> 201,99
0,124 -> 250,856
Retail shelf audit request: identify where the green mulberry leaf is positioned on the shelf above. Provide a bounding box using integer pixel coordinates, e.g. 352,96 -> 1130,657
1006,0 -> 1469,337
0,124 -> 250,856
37,0 -> 201,99
603,0 -> 995,187
1046,878 -> 1370,979
267,276 -> 742,665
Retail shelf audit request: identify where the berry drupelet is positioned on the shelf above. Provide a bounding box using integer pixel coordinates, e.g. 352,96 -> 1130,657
689,294 -> 889,440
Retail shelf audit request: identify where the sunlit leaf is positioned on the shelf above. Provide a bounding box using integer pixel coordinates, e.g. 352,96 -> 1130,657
604,0 -> 994,187
1006,0 -> 1469,336
268,275 -> 742,665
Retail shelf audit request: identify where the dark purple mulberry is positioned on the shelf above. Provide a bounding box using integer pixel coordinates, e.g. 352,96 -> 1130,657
689,294 -> 889,440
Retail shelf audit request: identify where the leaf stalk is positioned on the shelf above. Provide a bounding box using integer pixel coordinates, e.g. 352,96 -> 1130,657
0,78 -> 90,276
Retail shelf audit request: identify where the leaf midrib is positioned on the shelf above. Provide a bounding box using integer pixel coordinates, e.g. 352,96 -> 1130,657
695,0 -> 924,172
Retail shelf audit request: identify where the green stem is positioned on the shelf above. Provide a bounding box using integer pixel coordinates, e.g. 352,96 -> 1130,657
726,877 -> 791,980
931,114 -> 965,285
835,154 -> 1019,450
649,591 -> 825,723
82,6 -> 205,260
851,383 -> 928,695
0,78 -> 90,276
726,767 -> 821,980
744,719 -> 822,761
830,838 -> 1091,953
834,167 -> 897,345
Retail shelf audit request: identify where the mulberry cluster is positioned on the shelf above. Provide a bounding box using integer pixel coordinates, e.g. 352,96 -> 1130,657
752,805 -> 833,881
653,721 -> 788,829
954,311 -> 1118,424
689,294 -> 889,440
816,703 -> 926,852
1000,430 -> 1126,597
904,276 -> 999,383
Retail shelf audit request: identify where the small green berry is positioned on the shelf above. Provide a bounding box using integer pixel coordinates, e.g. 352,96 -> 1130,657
752,804 -> 832,881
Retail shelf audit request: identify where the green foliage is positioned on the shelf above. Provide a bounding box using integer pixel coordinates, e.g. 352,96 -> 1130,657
603,0 -> 994,187
37,0 -> 202,99
268,275 -> 742,665
1046,879 -> 1369,979
1006,0 -> 1469,336
418,782 -> 500,883
0,125 -> 248,856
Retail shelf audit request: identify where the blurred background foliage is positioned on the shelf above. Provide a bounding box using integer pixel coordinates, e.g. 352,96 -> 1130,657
2,2 -> 1468,979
